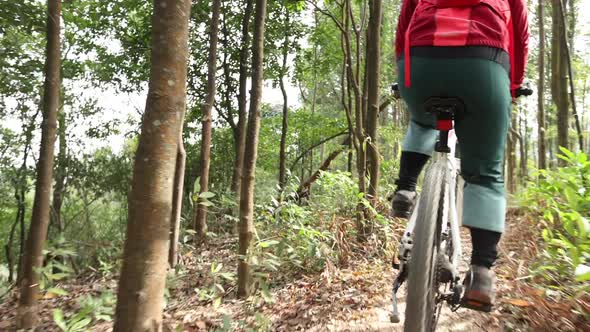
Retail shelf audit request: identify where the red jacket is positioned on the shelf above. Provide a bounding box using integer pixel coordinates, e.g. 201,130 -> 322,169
396,0 -> 529,90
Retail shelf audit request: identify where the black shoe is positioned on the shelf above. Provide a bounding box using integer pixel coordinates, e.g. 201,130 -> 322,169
390,190 -> 416,218
461,265 -> 496,313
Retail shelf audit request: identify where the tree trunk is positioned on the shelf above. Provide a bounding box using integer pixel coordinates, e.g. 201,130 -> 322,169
538,0 -> 547,169
552,0 -> 569,160
8,121 -> 35,283
556,0 -> 584,152
169,131 -> 186,268
237,0 -> 267,298
507,112 -> 517,194
231,0 -> 254,194
17,0 -> 61,328
365,0 -> 382,208
113,0 -> 191,330
194,0 -> 221,243
51,109 -> 67,234
518,110 -> 527,181
278,8 -> 290,192
519,110 -> 528,181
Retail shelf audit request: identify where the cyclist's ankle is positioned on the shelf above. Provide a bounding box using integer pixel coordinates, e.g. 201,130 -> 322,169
469,227 -> 501,268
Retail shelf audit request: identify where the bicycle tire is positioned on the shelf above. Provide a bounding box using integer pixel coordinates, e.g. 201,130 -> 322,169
403,161 -> 447,332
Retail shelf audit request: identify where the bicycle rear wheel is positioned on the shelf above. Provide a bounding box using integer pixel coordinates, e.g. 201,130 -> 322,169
403,161 -> 447,332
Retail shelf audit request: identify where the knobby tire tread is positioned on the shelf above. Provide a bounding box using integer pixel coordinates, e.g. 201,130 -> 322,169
403,162 -> 446,332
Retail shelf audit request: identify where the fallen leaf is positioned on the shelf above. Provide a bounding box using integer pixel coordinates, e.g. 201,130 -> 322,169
505,299 -> 532,307
195,321 -> 207,330
42,292 -> 57,300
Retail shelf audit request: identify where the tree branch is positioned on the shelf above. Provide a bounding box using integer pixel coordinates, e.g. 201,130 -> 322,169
289,130 -> 348,170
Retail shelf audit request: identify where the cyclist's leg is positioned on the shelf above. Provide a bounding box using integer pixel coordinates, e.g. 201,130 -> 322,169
397,121 -> 436,192
450,58 -> 511,310
451,59 -> 511,238
391,62 -> 438,217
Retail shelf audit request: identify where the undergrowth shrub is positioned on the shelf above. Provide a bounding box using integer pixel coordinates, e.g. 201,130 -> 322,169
520,148 -> 590,292
253,170 -> 392,280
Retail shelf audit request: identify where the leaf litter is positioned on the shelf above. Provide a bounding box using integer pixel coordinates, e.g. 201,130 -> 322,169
0,210 -> 587,331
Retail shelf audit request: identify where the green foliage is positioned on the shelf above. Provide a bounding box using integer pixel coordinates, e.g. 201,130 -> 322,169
521,148 -> 590,290
37,239 -> 77,290
311,170 -> 360,216
192,177 -> 217,208
77,291 -> 116,322
53,309 -> 91,332
53,291 -> 114,332
194,262 -> 237,308
251,171 -> 389,280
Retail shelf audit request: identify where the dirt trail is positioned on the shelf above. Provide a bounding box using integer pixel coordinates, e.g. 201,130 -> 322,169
300,228 -> 499,332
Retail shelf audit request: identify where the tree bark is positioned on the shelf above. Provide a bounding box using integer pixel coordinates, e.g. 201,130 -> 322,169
507,112 -> 517,193
231,0 -> 254,194
537,0 -> 547,169
278,8 -> 290,192
519,110 -> 528,181
8,119 -> 35,283
169,130 -> 186,268
17,0 -> 61,328
237,0 -> 267,298
552,0 -> 569,160
556,0 -> 584,152
113,0 -> 191,330
51,109 -> 67,234
365,0 -> 382,208
194,0 -> 222,243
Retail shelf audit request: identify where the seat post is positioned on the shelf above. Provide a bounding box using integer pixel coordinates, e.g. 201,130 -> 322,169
436,130 -> 451,153
435,112 -> 453,153
424,96 -> 463,154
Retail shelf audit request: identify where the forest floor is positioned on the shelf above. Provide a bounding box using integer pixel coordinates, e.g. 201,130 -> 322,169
1,209 -> 588,331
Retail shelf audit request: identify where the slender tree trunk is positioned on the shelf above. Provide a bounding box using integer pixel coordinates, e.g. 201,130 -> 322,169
365,0 -> 382,209
194,0 -> 222,242
518,110 -> 527,181
278,8 -> 290,192
311,10 -> 319,114
552,0 -> 569,161
231,0 -> 254,194
8,125 -> 34,283
538,0 -> 547,169
17,0 -> 61,327
520,111 -> 528,181
556,0 -> 584,152
169,130 -> 186,268
51,109 -> 67,234
16,180 -> 27,280
6,207 -> 19,283
507,113 -> 517,194
113,0 -> 191,329
238,0 -> 267,298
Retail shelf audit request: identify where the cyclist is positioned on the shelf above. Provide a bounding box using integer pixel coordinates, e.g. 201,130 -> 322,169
391,0 -> 529,312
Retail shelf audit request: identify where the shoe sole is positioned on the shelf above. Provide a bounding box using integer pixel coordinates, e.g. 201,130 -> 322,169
461,289 -> 493,313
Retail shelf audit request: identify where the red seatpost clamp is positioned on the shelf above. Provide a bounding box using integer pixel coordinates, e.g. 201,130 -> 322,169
436,119 -> 453,131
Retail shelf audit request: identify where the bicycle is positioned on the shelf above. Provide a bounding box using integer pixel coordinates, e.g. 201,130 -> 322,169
389,84 -> 532,332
